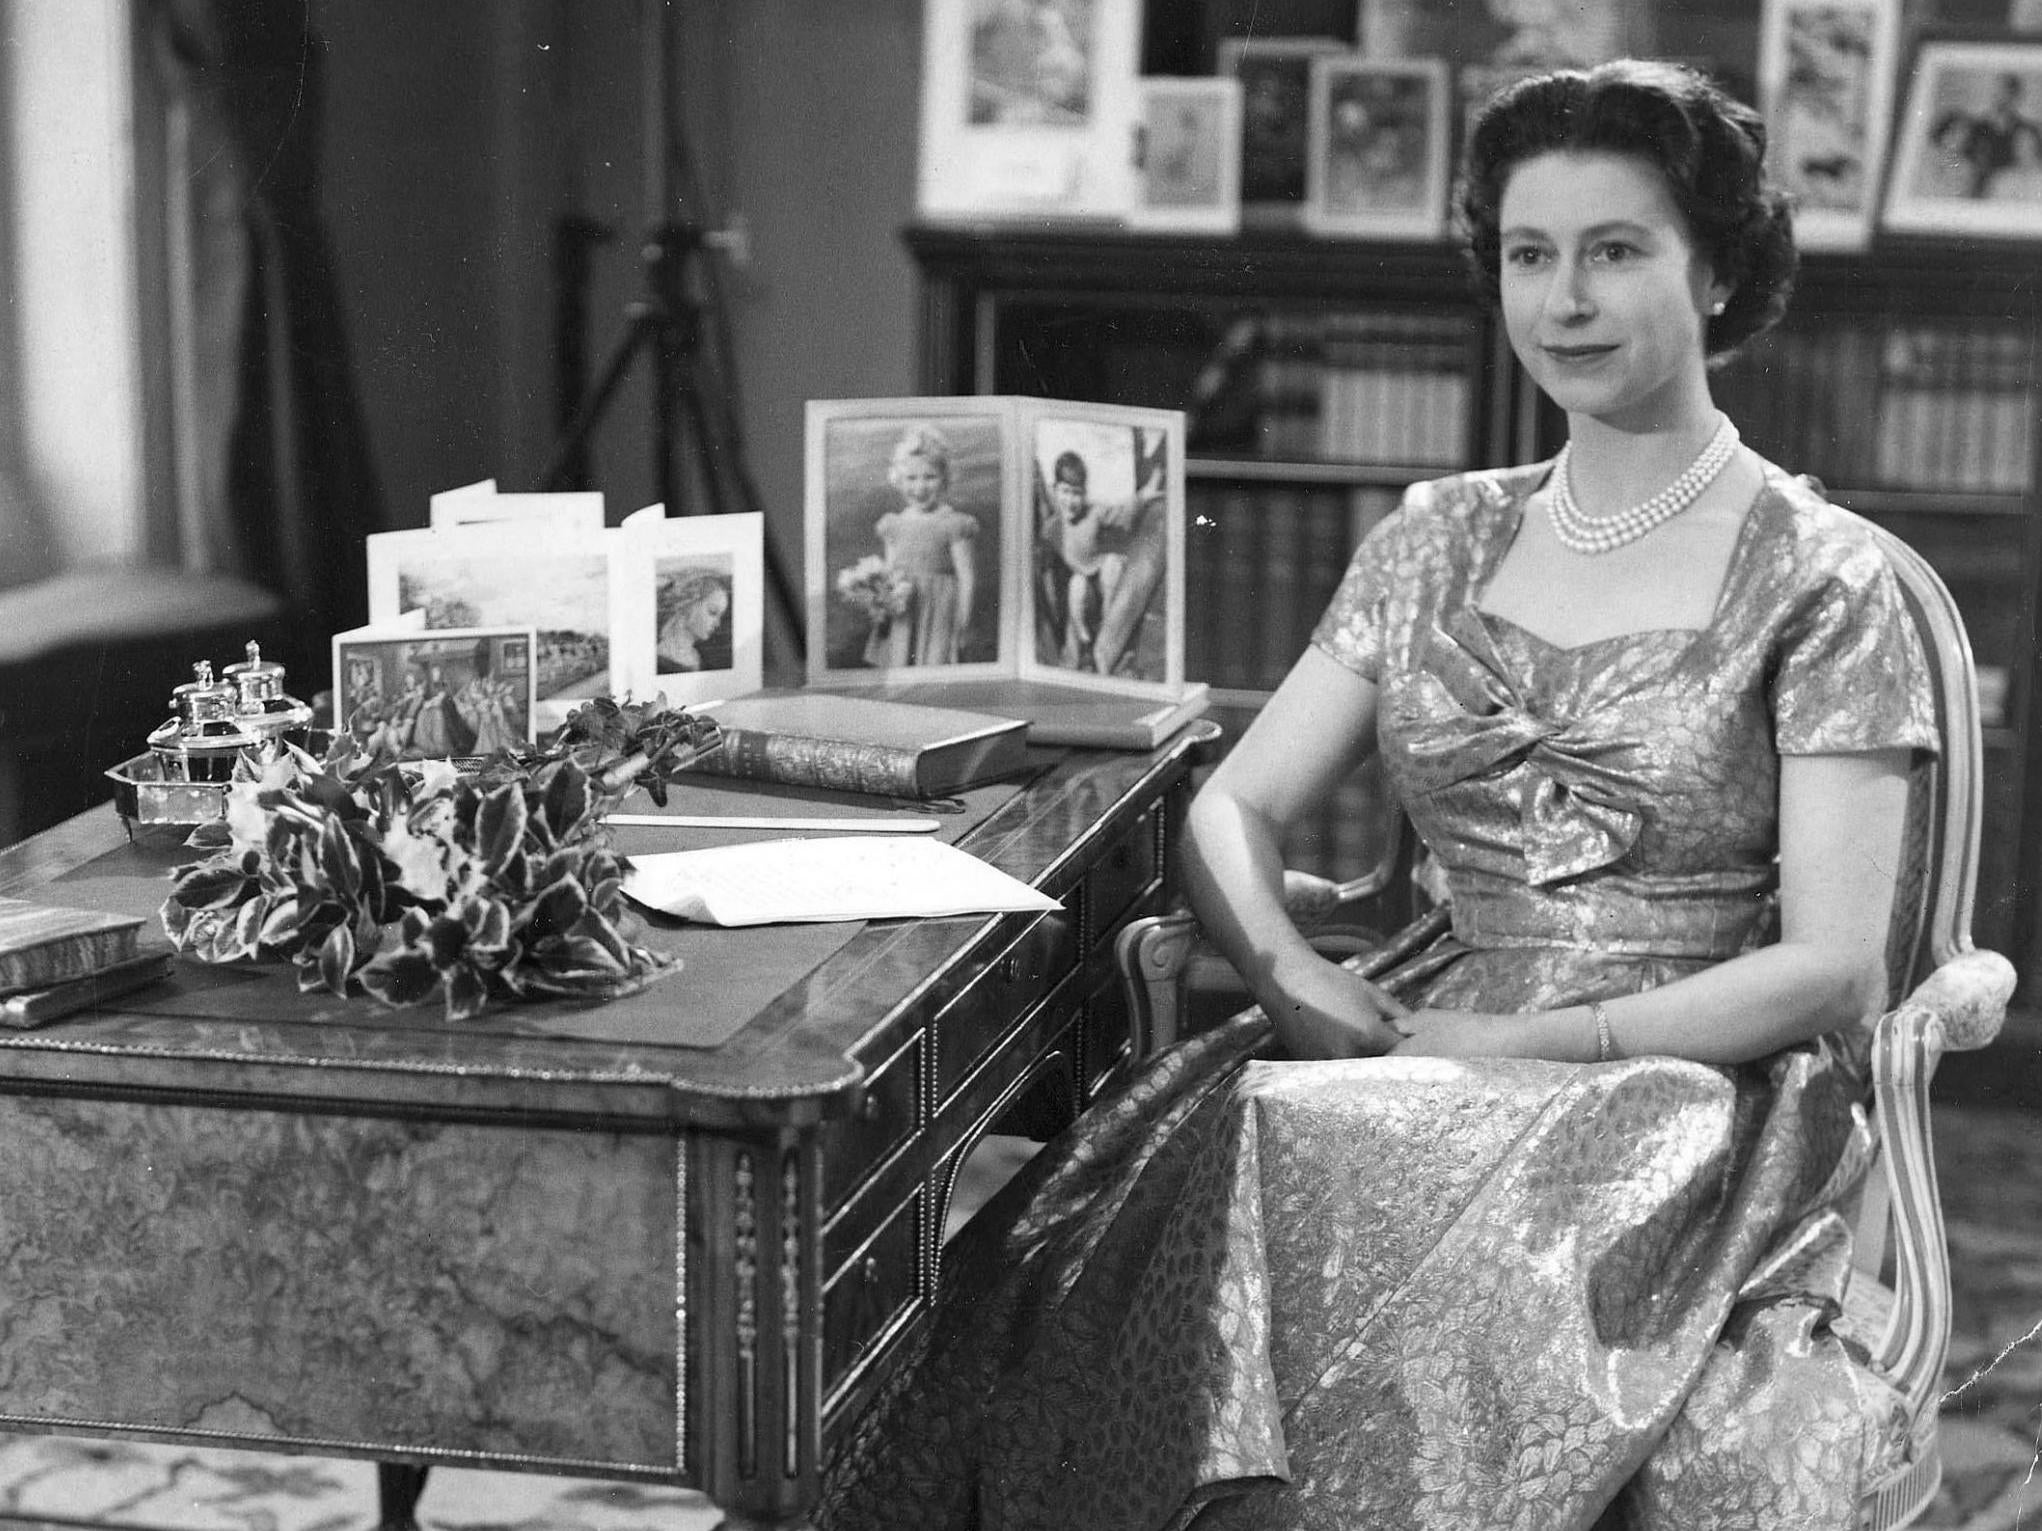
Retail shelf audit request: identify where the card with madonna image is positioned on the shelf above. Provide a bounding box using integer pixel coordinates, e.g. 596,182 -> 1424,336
606,507 -> 765,707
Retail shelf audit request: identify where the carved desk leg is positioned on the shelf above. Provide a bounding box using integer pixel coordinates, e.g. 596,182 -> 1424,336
375,1462 -> 430,1530
699,1131 -> 825,1531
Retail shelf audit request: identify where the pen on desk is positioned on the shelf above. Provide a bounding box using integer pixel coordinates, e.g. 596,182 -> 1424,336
604,813 -> 944,833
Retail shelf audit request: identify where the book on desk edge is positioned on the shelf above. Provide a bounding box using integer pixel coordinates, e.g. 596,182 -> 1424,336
848,678 -> 1211,750
0,950 -> 175,1028
0,897 -> 148,996
686,691 -> 1030,799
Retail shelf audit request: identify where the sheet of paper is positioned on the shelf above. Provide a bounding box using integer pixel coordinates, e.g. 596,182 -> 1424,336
622,836 -> 1060,927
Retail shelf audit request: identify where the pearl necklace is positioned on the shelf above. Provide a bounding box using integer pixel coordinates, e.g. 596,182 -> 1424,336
1545,417 -> 1740,556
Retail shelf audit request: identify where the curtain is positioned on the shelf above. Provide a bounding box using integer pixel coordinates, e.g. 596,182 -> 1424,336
148,0 -> 385,671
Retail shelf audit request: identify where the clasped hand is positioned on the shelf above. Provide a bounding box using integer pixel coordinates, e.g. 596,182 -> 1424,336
1387,1008 -> 1526,1057
1258,950 -> 1406,1058
1260,951 -> 1523,1060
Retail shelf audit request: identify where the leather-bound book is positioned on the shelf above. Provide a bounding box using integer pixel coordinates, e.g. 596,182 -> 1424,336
687,692 -> 1030,800
0,898 -> 147,996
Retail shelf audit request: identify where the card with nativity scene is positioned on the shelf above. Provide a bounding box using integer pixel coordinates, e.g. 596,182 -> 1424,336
331,623 -> 538,763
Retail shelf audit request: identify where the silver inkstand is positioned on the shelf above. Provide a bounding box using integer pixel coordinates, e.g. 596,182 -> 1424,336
108,642 -> 317,831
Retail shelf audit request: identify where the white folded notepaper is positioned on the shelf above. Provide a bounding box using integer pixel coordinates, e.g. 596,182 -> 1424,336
622,836 -> 1060,927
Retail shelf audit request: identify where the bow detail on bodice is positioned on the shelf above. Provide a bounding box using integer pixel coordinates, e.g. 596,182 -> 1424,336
1395,622 -> 1649,886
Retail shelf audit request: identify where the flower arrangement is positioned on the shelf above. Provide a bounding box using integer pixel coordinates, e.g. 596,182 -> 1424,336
160,697 -> 720,1022
835,554 -> 913,631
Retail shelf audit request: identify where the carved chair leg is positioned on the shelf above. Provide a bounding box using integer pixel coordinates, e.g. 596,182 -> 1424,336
376,1462 -> 431,1531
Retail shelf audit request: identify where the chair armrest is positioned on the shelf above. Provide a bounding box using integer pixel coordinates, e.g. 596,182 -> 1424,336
1114,900 -> 1451,1057
1866,946 -> 2014,1415
1116,910 -> 1201,1055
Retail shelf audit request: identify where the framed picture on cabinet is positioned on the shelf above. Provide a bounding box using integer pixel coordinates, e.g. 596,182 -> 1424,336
1757,0 -> 1902,250
1220,36 -> 1349,208
1884,37 -> 2042,235
1304,56 -> 1451,237
916,0 -> 1142,222
1127,76 -> 1244,234
1360,0 -> 1633,68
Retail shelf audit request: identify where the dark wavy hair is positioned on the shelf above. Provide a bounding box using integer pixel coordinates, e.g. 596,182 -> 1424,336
1456,59 -> 1796,364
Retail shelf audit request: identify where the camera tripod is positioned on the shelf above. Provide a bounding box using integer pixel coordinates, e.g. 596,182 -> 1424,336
539,0 -> 799,647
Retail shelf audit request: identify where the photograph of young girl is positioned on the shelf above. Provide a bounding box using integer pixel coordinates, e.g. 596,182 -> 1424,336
817,412 -> 1005,676
1028,414 -> 1171,681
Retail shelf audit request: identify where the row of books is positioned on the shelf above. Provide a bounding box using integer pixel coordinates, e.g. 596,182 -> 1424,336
1184,482 -> 1400,694
1193,311 -> 1474,467
1721,323 -> 2035,496
1211,306 -> 2032,493
1872,328 -> 2034,494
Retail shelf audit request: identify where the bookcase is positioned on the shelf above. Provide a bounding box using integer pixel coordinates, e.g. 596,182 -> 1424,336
906,226 -> 2042,978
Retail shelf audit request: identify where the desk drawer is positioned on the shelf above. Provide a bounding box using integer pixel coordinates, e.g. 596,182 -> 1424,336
1081,967 -> 1135,1100
1085,805 -> 1159,945
822,1032 -> 920,1209
823,1189 -> 921,1399
934,914 -> 1077,1095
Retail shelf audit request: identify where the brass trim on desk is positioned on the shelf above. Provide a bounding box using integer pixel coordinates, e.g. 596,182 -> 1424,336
0,1413 -> 686,1483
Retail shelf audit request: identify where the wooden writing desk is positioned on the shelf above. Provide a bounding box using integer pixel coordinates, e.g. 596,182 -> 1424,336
0,723 -> 1217,1530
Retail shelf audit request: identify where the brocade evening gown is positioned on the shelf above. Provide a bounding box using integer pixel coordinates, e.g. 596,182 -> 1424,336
820,459 -> 1938,1531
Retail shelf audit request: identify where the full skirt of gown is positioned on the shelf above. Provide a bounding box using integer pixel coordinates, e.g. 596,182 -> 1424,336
817,945 -> 1902,1531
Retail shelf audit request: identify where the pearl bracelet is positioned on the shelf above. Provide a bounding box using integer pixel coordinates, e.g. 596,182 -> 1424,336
1591,1001 -> 1616,1063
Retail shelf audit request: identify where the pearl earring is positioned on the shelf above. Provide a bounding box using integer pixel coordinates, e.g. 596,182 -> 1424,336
1709,300 -> 1727,315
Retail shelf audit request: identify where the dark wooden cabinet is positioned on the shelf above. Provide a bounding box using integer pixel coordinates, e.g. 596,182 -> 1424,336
909,224 -> 2042,979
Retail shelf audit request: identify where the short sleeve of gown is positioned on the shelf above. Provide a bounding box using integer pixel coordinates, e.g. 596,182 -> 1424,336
1772,537 -> 1940,757
1308,490 -> 1418,684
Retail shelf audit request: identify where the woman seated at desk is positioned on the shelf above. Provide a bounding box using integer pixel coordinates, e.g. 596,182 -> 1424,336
824,59 -> 1932,1529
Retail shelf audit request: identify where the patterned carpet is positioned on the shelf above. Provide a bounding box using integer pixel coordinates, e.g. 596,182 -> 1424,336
0,1075 -> 2031,1530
